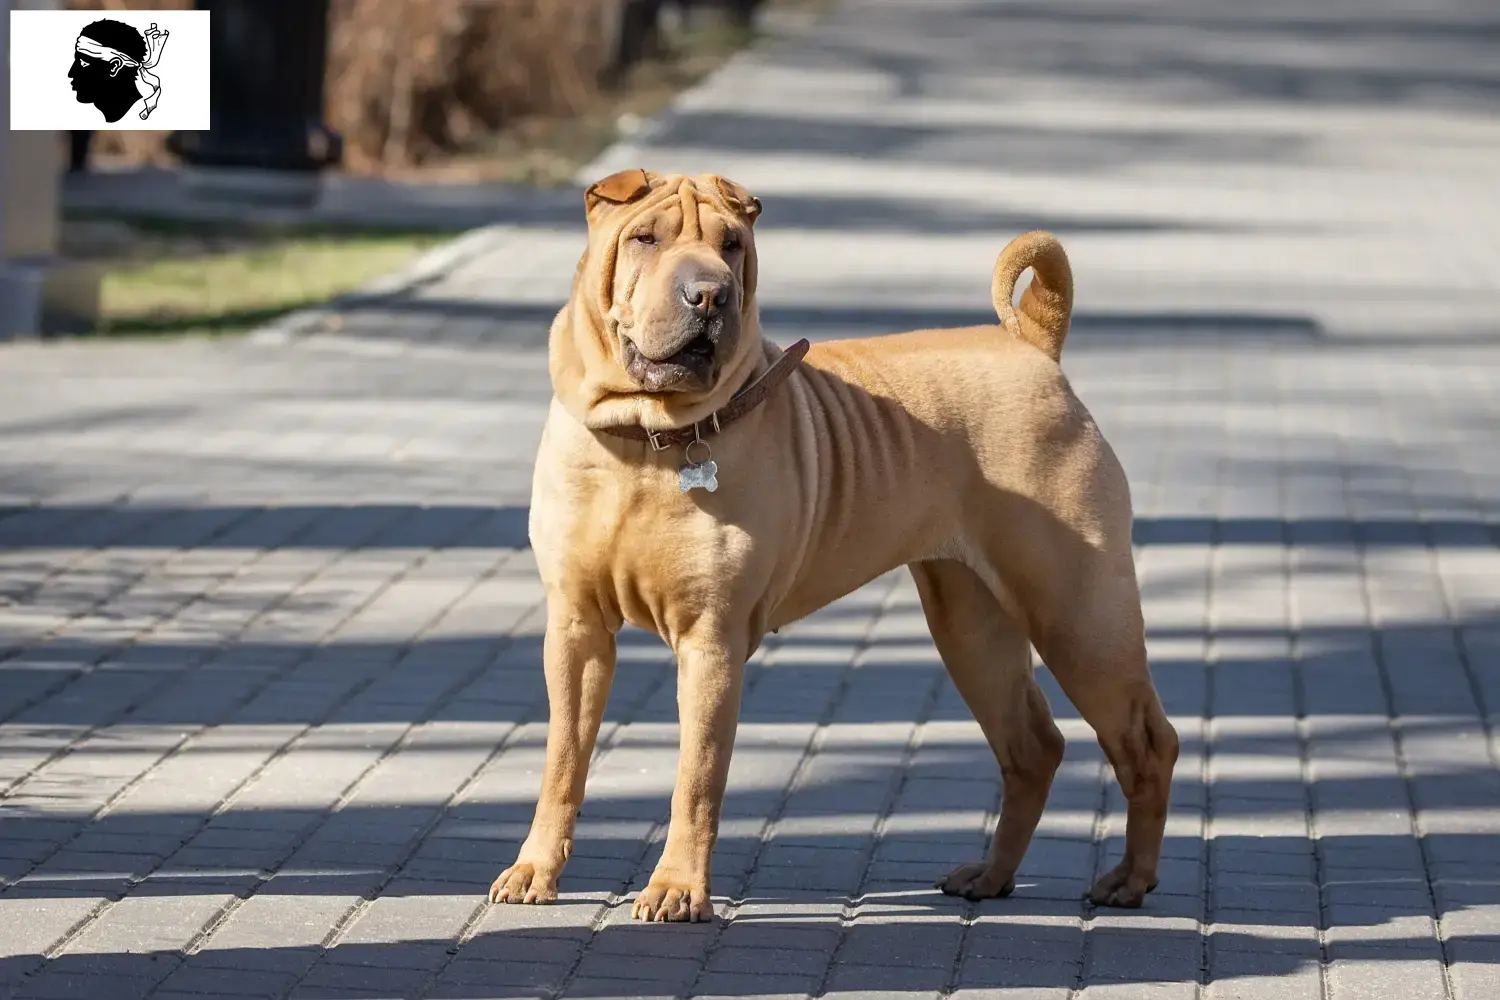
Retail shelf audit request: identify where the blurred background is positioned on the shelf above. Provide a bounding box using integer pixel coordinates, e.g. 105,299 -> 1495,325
67,0 -> 781,179
15,0 -> 1497,345
22,0 -> 819,338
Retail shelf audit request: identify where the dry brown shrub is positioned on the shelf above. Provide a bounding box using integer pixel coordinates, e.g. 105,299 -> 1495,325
68,0 -> 621,174
328,0 -> 618,172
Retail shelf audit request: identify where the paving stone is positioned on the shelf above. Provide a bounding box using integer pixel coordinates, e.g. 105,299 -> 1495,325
1085,930 -> 1204,982
957,957 -> 1077,991
691,976 -> 818,1000
1209,969 -> 1323,1000
296,962 -> 433,993
715,917 -> 845,954
433,957 -> 568,990
153,964 -> 300,998
837,920 -> 964,969
1328,957 -> 1451,999
949,989 -> 1070,1000
11,972 -> 164,1000
188,947 -> 324,976
1451,958 -> 1500,1000
703,945 -> 828,978
824,959 -> 951,996
1077,984 -> 1198,999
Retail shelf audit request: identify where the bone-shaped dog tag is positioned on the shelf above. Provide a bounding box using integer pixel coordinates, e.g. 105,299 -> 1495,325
678,460 -> 719,493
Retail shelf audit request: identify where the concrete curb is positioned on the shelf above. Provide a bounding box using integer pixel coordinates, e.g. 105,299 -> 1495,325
247,225 -> 516,347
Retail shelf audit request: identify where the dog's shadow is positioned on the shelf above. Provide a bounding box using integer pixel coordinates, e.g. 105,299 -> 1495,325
458,883 -> 1441,996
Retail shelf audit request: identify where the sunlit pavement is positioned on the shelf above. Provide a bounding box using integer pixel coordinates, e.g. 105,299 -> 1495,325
3,1 -> 1500,997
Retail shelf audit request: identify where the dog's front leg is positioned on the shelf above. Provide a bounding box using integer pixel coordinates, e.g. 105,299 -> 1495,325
632,632 -> 745,923
490,609 -> 616,905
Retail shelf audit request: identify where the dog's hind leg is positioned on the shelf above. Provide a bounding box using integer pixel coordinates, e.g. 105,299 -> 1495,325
911,559 -> 1065,900
1031,560 -> 1179,909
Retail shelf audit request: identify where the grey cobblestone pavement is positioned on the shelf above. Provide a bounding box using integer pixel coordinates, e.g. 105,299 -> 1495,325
4,0 -> 1500,998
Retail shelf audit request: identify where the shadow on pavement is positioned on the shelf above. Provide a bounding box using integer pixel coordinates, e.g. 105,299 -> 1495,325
0,895 -> 1493,996
780,0 -> 1500,113
291,294 -> 1500,352
1,503 -> 1496,551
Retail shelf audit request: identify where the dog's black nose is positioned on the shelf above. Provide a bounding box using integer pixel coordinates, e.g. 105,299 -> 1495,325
682,280 -> 730,317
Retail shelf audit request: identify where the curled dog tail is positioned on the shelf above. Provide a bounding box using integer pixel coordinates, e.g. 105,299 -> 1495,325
991,230 -> 1074,363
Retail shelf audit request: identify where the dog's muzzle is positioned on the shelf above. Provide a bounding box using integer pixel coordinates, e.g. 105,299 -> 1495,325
623,330 -> 718,393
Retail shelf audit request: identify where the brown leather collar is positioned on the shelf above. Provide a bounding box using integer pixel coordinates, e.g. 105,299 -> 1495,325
598,338 -> 811,451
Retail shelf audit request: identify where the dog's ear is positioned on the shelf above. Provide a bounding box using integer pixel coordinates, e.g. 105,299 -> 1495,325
585,168 -> 655,221
712,177 -> 760,305
714,176 -> 762,225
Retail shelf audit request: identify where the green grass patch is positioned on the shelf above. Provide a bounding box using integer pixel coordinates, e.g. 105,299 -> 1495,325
63,218 -> 446,337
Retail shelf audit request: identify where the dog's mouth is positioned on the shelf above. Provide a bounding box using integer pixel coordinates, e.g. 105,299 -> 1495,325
623,333 -> 717,393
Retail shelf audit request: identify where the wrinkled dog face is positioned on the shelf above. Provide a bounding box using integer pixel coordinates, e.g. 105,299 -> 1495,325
585,170 -> 761,394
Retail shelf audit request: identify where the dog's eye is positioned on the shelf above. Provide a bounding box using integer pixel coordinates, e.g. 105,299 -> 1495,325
631,232 -> 656,246
723,235 -> 742,252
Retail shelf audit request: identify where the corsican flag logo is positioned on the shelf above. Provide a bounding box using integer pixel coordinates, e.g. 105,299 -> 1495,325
8,8 -> 209,132
69,19 -> 170,123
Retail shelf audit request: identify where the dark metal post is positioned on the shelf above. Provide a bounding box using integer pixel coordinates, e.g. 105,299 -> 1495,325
604,0 -> 665,87
68,131 -> 93,174
724,0 -> 765,29
168,0 -> 342,201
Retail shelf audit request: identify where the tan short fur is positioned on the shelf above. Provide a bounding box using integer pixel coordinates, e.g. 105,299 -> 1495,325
490,170 -> 1179,922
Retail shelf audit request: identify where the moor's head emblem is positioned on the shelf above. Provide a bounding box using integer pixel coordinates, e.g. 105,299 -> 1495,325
69,19 -> 170,123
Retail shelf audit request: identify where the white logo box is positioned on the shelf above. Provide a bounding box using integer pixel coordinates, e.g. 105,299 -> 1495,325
8,8 -> 210,131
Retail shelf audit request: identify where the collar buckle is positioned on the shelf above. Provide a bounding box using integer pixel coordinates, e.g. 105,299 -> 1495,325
647,412 -> 721,452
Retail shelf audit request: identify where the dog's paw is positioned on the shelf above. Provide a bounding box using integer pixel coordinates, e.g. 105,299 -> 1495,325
489,861 -> 561,904
631,877 -> 714,922
1086,864 -> 1157,908
935,862 -> 1016,901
